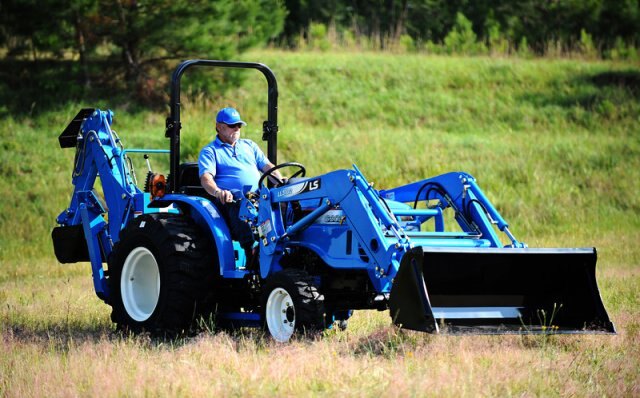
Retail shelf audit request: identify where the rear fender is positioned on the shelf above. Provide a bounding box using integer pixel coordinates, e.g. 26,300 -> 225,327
150,194 -> 235,276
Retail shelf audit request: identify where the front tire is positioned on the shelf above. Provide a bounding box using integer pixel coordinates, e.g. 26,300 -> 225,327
262,269 -> 326,342
108,214 -> 216,335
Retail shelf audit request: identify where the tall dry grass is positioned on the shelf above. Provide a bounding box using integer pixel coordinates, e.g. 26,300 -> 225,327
1,261 -> 638,397
2,258 -> 637,396
2,309 -> 638,397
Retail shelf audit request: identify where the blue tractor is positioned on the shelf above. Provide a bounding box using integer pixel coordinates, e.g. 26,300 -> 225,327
52,60 -> 614,342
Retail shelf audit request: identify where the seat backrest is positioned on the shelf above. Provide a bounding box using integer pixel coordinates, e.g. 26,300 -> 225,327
178,162 -> 208,196
179,162 -> 200,187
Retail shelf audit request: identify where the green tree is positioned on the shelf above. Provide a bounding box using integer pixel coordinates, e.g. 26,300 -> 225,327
484,12 -> 508,55
596,0 -> 640,48
281,0 -> 348,47
443,12 -> 482,54
0,0 -> 286,100
0,0 -> 70,59
103,0 -> 286,97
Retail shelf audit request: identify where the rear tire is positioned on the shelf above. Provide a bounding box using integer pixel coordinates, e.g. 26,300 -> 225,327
108,214 -> 216,336
262,269 -> 325,342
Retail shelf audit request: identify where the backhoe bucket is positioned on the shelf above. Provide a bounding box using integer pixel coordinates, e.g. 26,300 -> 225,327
389,246 -> 615,334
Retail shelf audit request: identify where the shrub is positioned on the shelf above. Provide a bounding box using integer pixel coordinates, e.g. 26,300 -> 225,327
608,37 -> 639,61
485,18 -> 508,56
579,29 -> 598,59
341,29 -> 356,49
443,13 -> 483,55
518,36 -> 532,58
399,34 -> 415,53
309,22 -> 331,52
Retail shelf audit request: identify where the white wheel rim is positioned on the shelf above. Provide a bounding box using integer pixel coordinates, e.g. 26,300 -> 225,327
121,247 -> 160,322
266,287 -> 295,342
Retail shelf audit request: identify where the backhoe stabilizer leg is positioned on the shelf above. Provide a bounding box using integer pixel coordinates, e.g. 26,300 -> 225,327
80,203 -> 110,301
389,246 -> 439,333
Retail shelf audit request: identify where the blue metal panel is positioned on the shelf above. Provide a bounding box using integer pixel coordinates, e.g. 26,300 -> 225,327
217,312 -> 262,327
292,226 -> 369,269
158,194 -> 240,277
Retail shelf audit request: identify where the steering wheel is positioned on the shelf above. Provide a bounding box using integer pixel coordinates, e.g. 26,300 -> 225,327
258,162 -> 306,188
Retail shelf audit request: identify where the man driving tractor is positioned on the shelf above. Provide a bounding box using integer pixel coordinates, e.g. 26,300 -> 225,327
198,107 -> 284,267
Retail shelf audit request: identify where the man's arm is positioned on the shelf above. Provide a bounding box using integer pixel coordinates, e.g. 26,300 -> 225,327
200,173 -> 233,203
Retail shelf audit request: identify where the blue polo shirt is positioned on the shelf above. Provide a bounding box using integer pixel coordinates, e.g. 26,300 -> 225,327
198,136 -> 269,194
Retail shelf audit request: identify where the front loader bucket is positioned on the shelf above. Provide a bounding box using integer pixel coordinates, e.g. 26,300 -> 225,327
389,246 -> 615,334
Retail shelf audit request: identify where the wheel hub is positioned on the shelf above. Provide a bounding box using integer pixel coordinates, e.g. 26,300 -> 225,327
120,247 -> 160,322
285,306 -> 295,323
266,287 -> 296,342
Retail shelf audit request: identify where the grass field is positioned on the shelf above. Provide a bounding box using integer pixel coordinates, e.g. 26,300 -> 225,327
1,50 -> 639,396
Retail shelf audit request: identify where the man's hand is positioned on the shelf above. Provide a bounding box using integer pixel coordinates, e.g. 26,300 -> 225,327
214,189 -> 233,203
201,173 -> 233,203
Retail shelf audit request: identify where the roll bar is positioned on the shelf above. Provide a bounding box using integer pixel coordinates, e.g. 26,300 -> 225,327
165,60 -> 279,192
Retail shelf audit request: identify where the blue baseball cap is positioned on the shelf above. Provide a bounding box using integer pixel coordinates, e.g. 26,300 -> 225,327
216,107 -> 247,126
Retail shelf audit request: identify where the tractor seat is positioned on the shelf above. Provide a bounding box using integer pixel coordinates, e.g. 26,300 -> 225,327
177,162 -> 207,196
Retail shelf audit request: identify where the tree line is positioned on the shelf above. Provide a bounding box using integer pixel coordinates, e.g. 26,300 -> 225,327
283,0 -> 639,52
1,0 -> 637,103
0,0 -> 285,97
